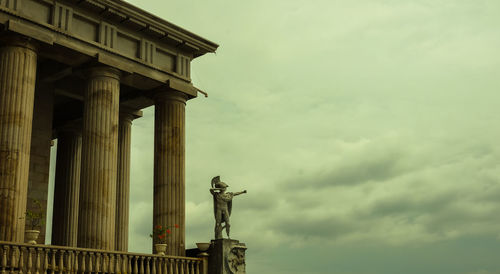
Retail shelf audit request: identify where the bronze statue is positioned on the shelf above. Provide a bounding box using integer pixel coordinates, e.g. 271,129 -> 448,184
210,176 -> 247,239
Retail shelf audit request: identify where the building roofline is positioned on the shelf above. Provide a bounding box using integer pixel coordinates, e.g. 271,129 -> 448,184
72,0 -> 219,57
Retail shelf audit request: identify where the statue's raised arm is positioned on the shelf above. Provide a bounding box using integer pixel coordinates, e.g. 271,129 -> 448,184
233,190 -> 247,196
210,176 -> 247,239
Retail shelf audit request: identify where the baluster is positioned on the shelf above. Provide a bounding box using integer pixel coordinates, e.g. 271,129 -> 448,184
115,254 -> 121,273
102,253 -> 108,273
1,246 -> 7,273
195,261 -> 200,274
125,255 -> 131,274
96,253 -> 101,273
139,256 -> 144,274
168,258 -> 173,274
6,246 -> 11,272
81,252 -> 87,273
152,257 -> 157,274
117,255 -> 121,273
156,258 -> 161,274
181,259 -> 185,274
115,254 -> 122,273
88,253 -> 94,273
27,247 -> 34,274
73,251 -> 79,273
35,248 -> 41,274
43,248 -> 49,274
58,250 -> 65,273
175,259 -> 180,274
109,253 -> 115,273
110,253 -> 114,272
17,247 -> 24,273
114,254 -> 118,273
146,257 -> 150,274
50,249 -> 56,274
67,251 -> 73,273
133,256 -> 138,273
10,245 -> 18,271
162,258 -> 168,274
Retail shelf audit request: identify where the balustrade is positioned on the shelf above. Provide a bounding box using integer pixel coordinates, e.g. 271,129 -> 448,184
0,241 -> 205,274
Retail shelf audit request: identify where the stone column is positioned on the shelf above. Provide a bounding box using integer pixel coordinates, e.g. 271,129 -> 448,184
153,90 -> 187,256
51,126 -> 82,246
0,36 -> 37,242
78,66 -> 120,250
115,110 -> 141,251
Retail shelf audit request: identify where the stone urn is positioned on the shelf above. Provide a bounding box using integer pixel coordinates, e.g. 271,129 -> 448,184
196,242 -> 210,256
154,243 -> 167,255
25,230 -> 40,244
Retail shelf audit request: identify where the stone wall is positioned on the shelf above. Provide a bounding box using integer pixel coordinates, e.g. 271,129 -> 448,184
25,86 -> 53,243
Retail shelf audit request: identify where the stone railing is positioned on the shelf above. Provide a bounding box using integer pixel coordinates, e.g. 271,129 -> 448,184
0,241 -> 206,273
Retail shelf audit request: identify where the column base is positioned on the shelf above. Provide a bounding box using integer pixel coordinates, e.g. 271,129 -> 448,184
208,239 -> 247,274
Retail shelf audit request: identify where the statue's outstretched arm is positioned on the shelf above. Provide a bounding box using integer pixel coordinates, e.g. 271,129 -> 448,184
234,190 -> 247,196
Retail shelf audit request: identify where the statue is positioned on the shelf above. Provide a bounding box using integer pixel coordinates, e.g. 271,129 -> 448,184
210,176 -> 247,239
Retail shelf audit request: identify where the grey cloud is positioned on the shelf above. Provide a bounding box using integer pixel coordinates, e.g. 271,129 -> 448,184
270,215 -> 358,241
362,188 -> 460,219
237,191 -> 279,212
281,148 -> 410,190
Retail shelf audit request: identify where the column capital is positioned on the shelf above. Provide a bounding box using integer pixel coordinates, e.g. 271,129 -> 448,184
85,66 -> 121,81
0,34 -> 38,52
119,107 -> 143,123
153,89 -> 188,105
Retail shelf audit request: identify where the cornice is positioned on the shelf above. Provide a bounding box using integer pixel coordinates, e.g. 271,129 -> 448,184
63,0 -> 219,58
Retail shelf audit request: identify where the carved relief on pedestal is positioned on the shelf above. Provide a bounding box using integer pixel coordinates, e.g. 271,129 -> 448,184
208,239 -> 247,274
226,244 -> 247,274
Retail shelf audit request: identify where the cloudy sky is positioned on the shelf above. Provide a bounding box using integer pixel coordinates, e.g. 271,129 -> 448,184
45,0 -> 500,273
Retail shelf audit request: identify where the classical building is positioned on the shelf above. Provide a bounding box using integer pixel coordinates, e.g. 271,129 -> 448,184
0,0 -> 218,272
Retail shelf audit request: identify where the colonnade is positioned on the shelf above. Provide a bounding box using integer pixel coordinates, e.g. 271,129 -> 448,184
0,34 -> 188,256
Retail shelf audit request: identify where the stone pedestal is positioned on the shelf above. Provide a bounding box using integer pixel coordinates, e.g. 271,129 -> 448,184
208,239 -> 247,274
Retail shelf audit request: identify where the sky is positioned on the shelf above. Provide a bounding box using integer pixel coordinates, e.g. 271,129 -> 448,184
46,0 -> 500,273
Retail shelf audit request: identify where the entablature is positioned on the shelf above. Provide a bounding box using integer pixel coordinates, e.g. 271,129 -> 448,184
0,0 -> 218,98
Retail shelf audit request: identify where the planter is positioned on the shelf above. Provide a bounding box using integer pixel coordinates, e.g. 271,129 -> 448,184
196,242 -> 210,257
25,230 -> 40,244
154,243 -> 167,256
